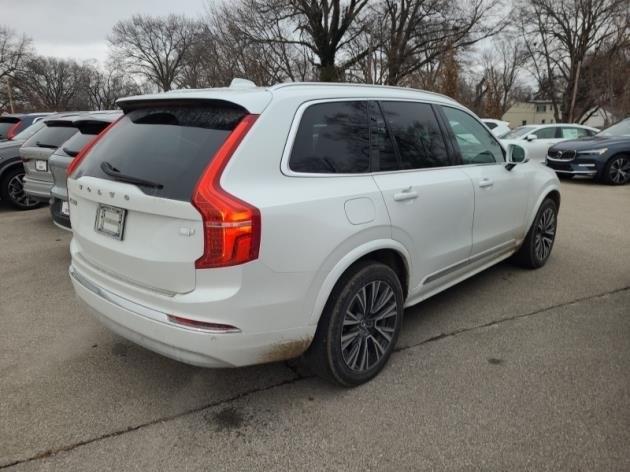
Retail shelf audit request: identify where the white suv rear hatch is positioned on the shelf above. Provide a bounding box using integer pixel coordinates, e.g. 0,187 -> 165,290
68,101 -> 248,294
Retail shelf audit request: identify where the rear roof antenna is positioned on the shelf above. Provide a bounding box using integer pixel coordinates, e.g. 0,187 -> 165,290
229,78 -> 257,89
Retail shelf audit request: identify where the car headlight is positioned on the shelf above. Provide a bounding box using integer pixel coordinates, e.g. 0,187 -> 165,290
577,148 -> 608,155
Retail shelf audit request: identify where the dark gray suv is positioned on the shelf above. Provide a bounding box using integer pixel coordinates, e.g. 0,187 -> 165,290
0,120 -> 51,210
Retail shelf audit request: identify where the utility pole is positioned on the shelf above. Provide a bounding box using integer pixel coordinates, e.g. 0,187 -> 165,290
6,78 -> 15,114
569,60 -> 581,123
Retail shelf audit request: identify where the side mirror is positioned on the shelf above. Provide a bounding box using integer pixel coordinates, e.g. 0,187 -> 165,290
525,134 -> 538,142
505,144 -> 528,170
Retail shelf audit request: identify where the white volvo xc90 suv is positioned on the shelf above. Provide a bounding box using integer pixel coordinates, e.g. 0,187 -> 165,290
67,81 -> 560,386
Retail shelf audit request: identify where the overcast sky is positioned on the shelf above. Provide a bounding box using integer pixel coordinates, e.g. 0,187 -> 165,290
4,0 -> 210,64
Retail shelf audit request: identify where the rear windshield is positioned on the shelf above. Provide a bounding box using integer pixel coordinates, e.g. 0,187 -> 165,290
0,118 -> 20,139
74,104 -> 246,201
23,124 -> 78,149
56,122 -> 110,157
57,132 -> 95,157
12,121 -> 45,142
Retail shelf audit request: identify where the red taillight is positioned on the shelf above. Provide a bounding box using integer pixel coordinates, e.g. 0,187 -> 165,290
66,116 -> 123,177
7,122 -> 20,140
167,315 -> 240,333
192,114 -> 260,269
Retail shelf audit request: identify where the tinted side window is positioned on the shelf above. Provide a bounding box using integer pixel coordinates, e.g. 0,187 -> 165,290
23,124 -> 78,149
532,127 -> 556,139
379,101 -> 450,170
485,122 -> 498,129
76,104 -> 246,201
289,101 -> 370,173
442,107 -> 503,164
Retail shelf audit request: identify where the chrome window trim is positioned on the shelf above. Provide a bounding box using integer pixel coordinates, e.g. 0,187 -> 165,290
280,97 -> 466,178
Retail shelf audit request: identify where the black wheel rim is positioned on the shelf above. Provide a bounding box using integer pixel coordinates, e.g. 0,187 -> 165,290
609,157 -> 630,184
534,207 -> 556,262
7,172 -> 39,208
340,280 -> 398,372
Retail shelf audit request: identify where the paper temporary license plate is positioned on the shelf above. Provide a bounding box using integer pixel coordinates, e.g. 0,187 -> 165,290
94,204 -> 127,240
35,160 -> 47,171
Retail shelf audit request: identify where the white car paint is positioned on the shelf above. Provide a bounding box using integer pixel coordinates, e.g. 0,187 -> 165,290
67,82 -> 560,369
501,123 -> 599,163
482,119 -> 511,137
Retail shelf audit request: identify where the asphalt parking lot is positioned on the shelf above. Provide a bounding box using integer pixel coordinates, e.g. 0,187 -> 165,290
1,178 -> 629,471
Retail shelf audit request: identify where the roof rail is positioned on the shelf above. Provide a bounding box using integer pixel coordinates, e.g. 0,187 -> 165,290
269,81 -> 454,101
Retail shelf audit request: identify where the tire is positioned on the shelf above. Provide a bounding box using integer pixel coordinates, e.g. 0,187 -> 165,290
602,155 -> 630,185
512,198 -> 558,269
305,260 -> 404,387
0,166 -> 42,211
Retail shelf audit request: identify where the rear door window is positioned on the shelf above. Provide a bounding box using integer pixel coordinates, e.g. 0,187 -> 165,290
23,124 -> 78,149
289,101 -> 370,173
560,127 -> 590,139
531,127 -> 557,139
74,103 -> 246,201
378,101 -> 450,170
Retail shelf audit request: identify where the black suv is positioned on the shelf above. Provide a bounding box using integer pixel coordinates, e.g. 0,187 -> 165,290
546,118 -> 630,185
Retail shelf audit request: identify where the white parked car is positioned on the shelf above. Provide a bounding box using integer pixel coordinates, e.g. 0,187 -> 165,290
67,81 -> 561,386
501,123 -> 599,163
482,119 -> 511,137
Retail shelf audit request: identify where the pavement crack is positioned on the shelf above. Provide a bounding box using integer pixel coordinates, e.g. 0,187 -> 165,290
0,374 -> 302,470
394,285 -> 630,353
2,285 -> 628,469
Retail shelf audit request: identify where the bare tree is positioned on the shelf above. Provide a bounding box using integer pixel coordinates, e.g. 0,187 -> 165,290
519,0 -> 630,122
0,26 -> 31,82
0,26 -> 32,112
84,64 -> 143,110
108,14 -> 201,91
357,0 -> 504,86
478,37 -> 528,117
15,56 -> 91,111
228,0 -> 370,82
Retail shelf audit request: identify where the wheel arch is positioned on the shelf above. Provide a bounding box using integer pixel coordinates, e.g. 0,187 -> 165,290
308,240 -> 411,325
525,182 -> 561,232
0,158 -> 24,179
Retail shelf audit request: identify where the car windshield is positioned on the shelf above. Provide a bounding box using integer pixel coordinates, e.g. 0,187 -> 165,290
502,126 -> 535,139
12,121 -> 46,141
598,119 -> 630,137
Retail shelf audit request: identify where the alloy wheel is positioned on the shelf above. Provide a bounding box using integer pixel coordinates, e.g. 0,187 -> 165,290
7,172 -> 39,209
534,207 -> 556,262
340,280 -> 398,372
609,157 -> 630,184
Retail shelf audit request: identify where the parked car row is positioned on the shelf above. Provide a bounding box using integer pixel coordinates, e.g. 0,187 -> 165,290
1,81 -> 627,387
500,123 -> 600,162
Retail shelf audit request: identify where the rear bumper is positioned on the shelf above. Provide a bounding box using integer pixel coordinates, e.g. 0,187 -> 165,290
69,264 -> 316,368
23,175 -> 53,200
50,197 -> 71,230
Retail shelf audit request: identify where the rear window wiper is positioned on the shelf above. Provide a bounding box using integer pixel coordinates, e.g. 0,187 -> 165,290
100,161 -> 164,189
62,147 -> 79,157
36,142 -> 58,149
